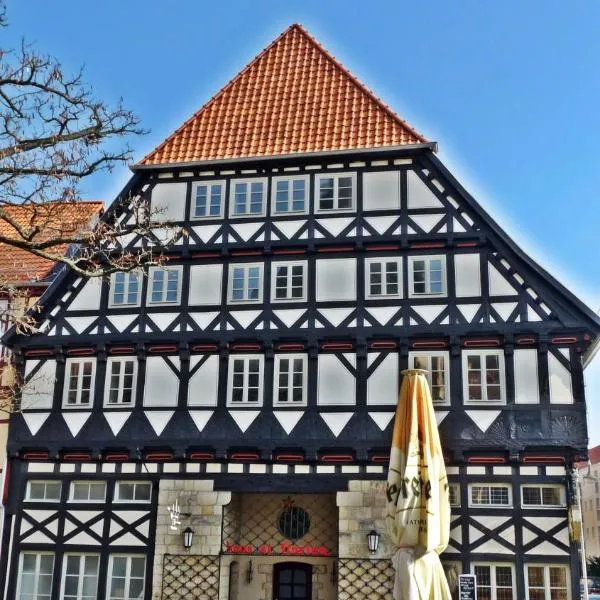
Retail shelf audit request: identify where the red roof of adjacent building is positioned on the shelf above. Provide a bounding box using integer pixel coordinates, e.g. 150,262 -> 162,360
139,23 -> 427,166
588,446 -> 600,465
0,201 -> 104,284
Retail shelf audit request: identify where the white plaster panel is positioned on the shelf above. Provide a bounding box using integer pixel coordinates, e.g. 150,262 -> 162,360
514,349 -> 539,404
316,258 -> 356,302
22,360 -> 56,410
367,353 -> 399,406
143,357 -> 179,407
488,264 -> 518,296
454,254 -> 481,297
317,354 -> 356,405
68,279 -> 102,312
188,356 -> 219,406
548,353 -> 573,404
189,264 -> 222,305
151,182 -> 186,222
407,170 -> 444,209
362,171 -> 401,211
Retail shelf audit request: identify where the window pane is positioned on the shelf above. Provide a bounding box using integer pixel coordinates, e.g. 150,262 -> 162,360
134,483 -> 151,501
117,484 -> 134,501
522,487 -> 541,505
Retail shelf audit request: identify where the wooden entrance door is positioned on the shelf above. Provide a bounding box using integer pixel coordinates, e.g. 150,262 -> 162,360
273,562 -> 312,600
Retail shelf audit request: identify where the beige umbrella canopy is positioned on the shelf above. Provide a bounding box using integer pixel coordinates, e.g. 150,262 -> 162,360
385,369 -> 452,600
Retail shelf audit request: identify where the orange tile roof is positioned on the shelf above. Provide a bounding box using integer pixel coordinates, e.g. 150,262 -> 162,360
0,201 -> 104,284
140,24 -> 427,166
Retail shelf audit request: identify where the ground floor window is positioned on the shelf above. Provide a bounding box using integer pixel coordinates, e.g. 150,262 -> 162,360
107,555 -> 146,600
61,554 -> 99,600
17,552 -> 54,600
525,564 -> 570,600
472,563 -> 514,600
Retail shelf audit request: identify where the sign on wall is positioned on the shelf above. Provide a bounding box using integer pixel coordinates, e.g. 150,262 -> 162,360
459,574 -> 477,600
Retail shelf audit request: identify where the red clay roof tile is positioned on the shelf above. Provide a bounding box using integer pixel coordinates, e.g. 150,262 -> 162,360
140,24 -> 427,166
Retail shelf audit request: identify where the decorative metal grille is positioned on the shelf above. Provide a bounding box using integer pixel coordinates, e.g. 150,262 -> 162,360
278,505 -> 311,540
338,559 -> 394,600
223,493 -> 338,553
162,554 -> 219,600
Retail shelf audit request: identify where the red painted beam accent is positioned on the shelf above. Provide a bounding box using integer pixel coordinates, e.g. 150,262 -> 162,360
191,252 -> 222,259
321,342 -> 353,351
369,341 -> 397,350
366,245 -> 400,252
272,248 -> 307,255
109,346 -> 135,355
145,452 -> 173,461
231,250 -> 262,256
24,349 -> 53,357
412,340 -> 447,349
522,455 -> 565,464
517,337 -> 536,345
66,348 -> 96,356
22,452 -> 49,460
229,452 -> 260,461
370,454 -> 390,463
410,242 -> 445,249
456,242 -> 478,248
147,345 -> 178,353
104,453 -> 129,462
274,454 -> 304,462
231,344 -> 261,351
277,343 -> 305,351
463,339 -> 501,347
316,246 -> 354,253
551,337 -> 577,344
320,454 -> 354,463
467,456 -> 506,464
188,452 -> 215,461
191,344 -> 219,352
63,453 -> 92,461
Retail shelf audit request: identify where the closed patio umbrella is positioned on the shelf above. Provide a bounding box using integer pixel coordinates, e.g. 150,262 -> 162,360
385,369 -> 452,600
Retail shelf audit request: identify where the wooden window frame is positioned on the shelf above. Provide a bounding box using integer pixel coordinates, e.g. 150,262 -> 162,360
228,263 -> 264,304
273,354 -> 308,407
315,172 -> 356,213
271,175 -> 309,215
59,553 -> 100,600
462,349 -> 506,405
147,266 -> 183,305
365,258 -> 402,299
229,178 -> 267,218
114,481 -> 152,503
524,564 -> 570,600
408,351 -> 450,406
271,261 -> 307,302
408,254 -> 447,298
226,354 -> 265,407
468,483 -> 512,508
104,357 -> 138,408
106,555 -> 146,600
471,563 -> 515,600
16,552 -> 55,600
108,272 -> 141,308
521,484 -> 566,508
68,481 -> 107,503
62,358 -> 96,409
191,180 -> 225,219
25,480 -> 62,502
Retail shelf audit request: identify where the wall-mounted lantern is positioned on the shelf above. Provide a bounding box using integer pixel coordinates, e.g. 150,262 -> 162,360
183,527 -> 194,550
367,529 -> 380,554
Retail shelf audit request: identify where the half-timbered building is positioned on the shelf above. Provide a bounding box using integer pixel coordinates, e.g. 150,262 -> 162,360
1,24 -> 599,600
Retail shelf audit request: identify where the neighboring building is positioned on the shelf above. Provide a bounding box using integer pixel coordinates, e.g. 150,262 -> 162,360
579,446 -> 600,558
1,24 -> 599,600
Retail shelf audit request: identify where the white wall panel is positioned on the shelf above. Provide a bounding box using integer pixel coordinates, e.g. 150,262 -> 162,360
68,279 -> 102,312
143,357 -> 179,407
316,258 -> 356,302
317,354 -> 356,405
367,353 -> 398,405
188,356 -> 219,406
189,264 -> 223,305
407,170 -> 444,209
488,263 -> 518,296
548,353 -> 573,404
22,360 -> 56,409
514,349 -> 539,404
363,171 -> 400,211
454,254 -> 481,297
151,182 -> 187,222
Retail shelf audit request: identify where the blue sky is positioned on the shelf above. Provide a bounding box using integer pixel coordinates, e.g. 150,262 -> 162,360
7,1 -> 600,442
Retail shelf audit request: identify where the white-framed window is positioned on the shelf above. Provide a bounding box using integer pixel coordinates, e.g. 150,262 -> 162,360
228,263 -> 263,303
16,552 -> 54,600
25,480 -> 62,502
272,175 -> 309,214
274,355 -> 307,406
60,553 -> 99,600
104,358 -> 137,407
192,180 -> 225,219
525,564 -> 570,600
109,272 -> 141,308
365,258 -> 402,298
316,172 -> 356,212
472,563 -> 515,600
408,255 -> 447,297
63,358 -> 96,408
114,481 -> 152,503
409,351 -> 450,405
463,350 -> 506,404
147,266 -> 182,305
271,261 -> 307,302
230,178 -> 267,217
227,355 -> 264,406
69,481 -> 107,503
469,484 -> 512,507
448,483 -> 460,507
521,485 -> 565,508
107,555 -> 146,600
